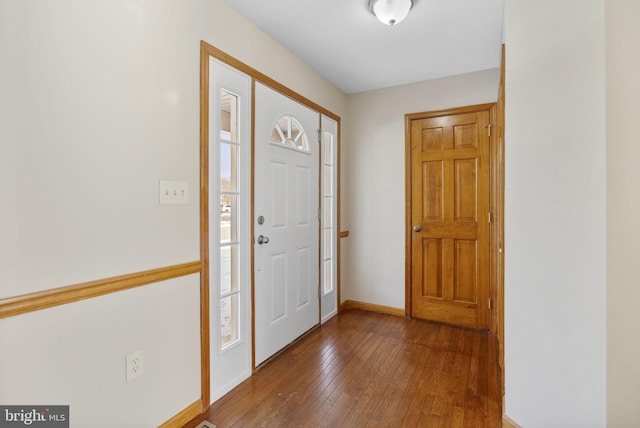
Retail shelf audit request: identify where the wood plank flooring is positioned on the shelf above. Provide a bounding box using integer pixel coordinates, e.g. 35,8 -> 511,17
188,309 -> 501,428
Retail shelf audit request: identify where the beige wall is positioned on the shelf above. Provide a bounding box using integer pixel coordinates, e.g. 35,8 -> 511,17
342,69 -> 499,308
504,0 -> 607,425
0,0 -> 345,426
6,0 -> 639,425
606,0 -> 640,425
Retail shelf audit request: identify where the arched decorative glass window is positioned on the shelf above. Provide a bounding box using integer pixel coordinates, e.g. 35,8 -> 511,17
271,115 -> 309,152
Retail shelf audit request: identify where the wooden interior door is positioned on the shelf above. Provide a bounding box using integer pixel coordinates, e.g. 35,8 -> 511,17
408,105 -> 492,329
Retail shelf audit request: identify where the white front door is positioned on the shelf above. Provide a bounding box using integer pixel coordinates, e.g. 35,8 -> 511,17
254,82 -> 320,366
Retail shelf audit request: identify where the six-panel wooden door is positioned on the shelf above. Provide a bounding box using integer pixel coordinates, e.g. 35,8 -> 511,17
409,106 -> 491,329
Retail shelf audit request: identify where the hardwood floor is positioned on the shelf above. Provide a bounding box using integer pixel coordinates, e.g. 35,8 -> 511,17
188,309 -> 501,428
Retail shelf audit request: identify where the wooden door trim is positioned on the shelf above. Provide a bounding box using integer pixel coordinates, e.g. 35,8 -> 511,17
201,42 -> 339,122
404,102 -> 499,325
497,42 -> 506,408
405,103 -> 496,122
199,41 -> 212,407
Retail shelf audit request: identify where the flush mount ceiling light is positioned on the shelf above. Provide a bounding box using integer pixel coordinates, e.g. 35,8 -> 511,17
368,0 -> 414,26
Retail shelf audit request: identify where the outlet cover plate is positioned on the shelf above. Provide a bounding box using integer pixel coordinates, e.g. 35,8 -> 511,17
126,350 -> 144,382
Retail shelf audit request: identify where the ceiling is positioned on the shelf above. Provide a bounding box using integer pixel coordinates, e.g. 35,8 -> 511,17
222,0 -> 505,94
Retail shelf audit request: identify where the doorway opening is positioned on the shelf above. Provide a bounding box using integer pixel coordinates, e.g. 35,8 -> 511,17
199,41 -> 341,407
405,104 -> 495,330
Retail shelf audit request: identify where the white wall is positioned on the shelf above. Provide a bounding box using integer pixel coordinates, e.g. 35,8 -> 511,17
0,0 -> 346,426
0,277 -> 200,427
504,1 -> 607,426
342,69 -> 499,308
606,0 -> 640,425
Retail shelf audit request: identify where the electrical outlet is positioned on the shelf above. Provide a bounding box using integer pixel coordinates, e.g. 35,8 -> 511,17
125,350 -> 144,382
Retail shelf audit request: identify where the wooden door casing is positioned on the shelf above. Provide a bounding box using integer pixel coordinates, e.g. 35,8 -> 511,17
407,105 -> 493,329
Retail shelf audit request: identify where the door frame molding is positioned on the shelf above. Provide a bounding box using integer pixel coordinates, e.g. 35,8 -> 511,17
199,41 -> 341,407
404,102 -> 502,334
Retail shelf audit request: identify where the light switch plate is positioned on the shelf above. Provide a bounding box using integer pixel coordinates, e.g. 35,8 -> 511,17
159,180 -> 189,205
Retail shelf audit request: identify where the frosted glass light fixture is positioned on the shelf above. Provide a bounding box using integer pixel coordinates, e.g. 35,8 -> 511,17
368,0 -> 414,26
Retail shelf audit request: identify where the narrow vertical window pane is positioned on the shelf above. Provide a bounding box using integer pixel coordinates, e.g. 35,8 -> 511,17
221,143 -> 238,192
324,165 -> 333,196
324,133 -> 333,165
219,89 -> 241,352
324,228 -> 333,260
220,91 -> 238,143
321,129 -> 336,297
221,195 -> 238,243
323,259 -> 333,294
220,245 -> 239,295
221,246 -> 231,295
324,197 -> 333,227
221,294 -> 239,348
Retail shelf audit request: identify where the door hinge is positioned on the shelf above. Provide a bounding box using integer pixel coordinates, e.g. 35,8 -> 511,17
317,128 -> 323,144
489,211 -> 494,223
488,298 -> 493,310
318,207 -> 321,222
483,124 -> 492,136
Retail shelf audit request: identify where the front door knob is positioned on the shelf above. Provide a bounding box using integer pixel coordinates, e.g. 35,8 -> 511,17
257,235 -> 270,245
413,225 -> 422,232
